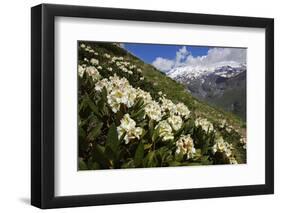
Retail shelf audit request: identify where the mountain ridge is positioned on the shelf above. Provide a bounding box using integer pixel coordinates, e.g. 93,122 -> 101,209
166,63 -> 246,120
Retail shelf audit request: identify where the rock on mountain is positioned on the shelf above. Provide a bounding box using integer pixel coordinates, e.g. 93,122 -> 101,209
167,64 -> 246,120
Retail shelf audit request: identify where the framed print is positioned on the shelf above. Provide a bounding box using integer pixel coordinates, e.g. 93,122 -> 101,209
31,3 -> 274,209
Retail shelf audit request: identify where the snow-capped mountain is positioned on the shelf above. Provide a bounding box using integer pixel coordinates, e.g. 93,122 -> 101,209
167,62 -> 246,79
167,63 -> 247,120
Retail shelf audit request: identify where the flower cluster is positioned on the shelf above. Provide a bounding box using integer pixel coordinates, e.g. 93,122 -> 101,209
144,101 -> 162,121
95,74 -> 137,112
111,56 -> 124,62
240,137 -> 247,149
78,65 -> 101,81
212,136 -> 237,164
159,97 -> 190,119
80,43 -> 98,55
104,53 -> 111,59
176,135 -> 196,159
155,120 -> 174,141
117,114 -> 143,144
90,58 -> 99,66
167,115 -> 183,131
195,117 -> 214,133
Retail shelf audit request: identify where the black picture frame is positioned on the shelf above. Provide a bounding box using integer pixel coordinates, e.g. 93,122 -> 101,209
31,3 -> 274,209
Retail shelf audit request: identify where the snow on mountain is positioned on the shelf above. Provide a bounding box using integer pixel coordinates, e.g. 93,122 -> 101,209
166,62 -> 247,120
167,61 -> 246,80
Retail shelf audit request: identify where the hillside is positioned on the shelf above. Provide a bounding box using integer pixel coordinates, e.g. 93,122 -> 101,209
78,41 -> 246,170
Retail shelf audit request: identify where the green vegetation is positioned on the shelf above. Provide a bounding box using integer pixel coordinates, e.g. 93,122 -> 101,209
78,42 -> 246,170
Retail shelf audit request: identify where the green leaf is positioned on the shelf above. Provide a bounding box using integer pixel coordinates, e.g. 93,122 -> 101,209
106,123 -> 120,153
104,146 -> 117,167
92,144 -> 110,169
134,142 -> 144,167
175,151 -> 184,162
121,160 -> 135,168
87,157 -> 100,170
144,143 -> 152,150
168,161 -> 182,167
144,151 -> 156,167
87,122 -> 103,141
85,96 -> 100,117
79,126 -> 86,140
79,158 -> 88,170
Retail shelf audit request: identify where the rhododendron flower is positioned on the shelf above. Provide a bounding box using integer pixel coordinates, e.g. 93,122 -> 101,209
85,66 -> 101,81
176,135 -> 196,159
167,115 -> 183,131
90,58 -> 99,66
144,101 -> 162,121
195,117 -> 214,133
174,103 -> 190,119
78,65 -> 85,77
155,120 -> 174,141
104,53 -> 111,59
117,114 -> 143,144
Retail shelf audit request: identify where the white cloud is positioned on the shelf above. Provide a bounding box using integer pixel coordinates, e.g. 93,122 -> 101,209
152,57 -> 174,72
175,46 -> 189,67
152,46 -> 246,73
185,48 -> 246,67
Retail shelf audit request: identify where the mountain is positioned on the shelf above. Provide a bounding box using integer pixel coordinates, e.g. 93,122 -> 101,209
167,64 -> 246,120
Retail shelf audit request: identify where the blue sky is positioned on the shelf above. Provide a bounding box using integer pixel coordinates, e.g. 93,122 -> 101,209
124,43 -> 210,64
122,43 -> 246,73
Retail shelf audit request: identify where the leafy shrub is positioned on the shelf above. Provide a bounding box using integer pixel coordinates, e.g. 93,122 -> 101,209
78,42 -> 246,170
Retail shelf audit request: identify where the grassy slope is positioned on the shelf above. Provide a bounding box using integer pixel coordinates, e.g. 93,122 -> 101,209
81,42 -> 246,163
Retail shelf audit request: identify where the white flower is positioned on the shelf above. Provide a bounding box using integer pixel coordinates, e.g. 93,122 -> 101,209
195,117 -> 214,133
78,65 -> 85,77
94,52 -> 99,55
219,119 -> 227,128
97,66 -> 102,70
107,67 -> 113,72
94,78 -> 109,92
167,115 -> 183,131
128,70 -> 133,75
137,68 -> 142,73
104,53 -> 111,59
226,126 -> 232,133
80,43 -> 86,48
240,137 -> 247,149
212,136 -> 235,162
85,66 -> 101,81
155,120 -> 174,141
144,101 -> 162,121
84,58 -> 89,62
140,77 -> 144,80
117,114 -> 143,144
229,156 -> 238,164
136,88 -> 152,104
118,114 -> 136,132
174,103 -> 190,119
90,58 -> 99,66
107,89 -> 127,112
129,65 -> 136,69
160,97 -> 176,113
212,136 -> 225,153
175,135 -> 196,159
95,74 -> 137,112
